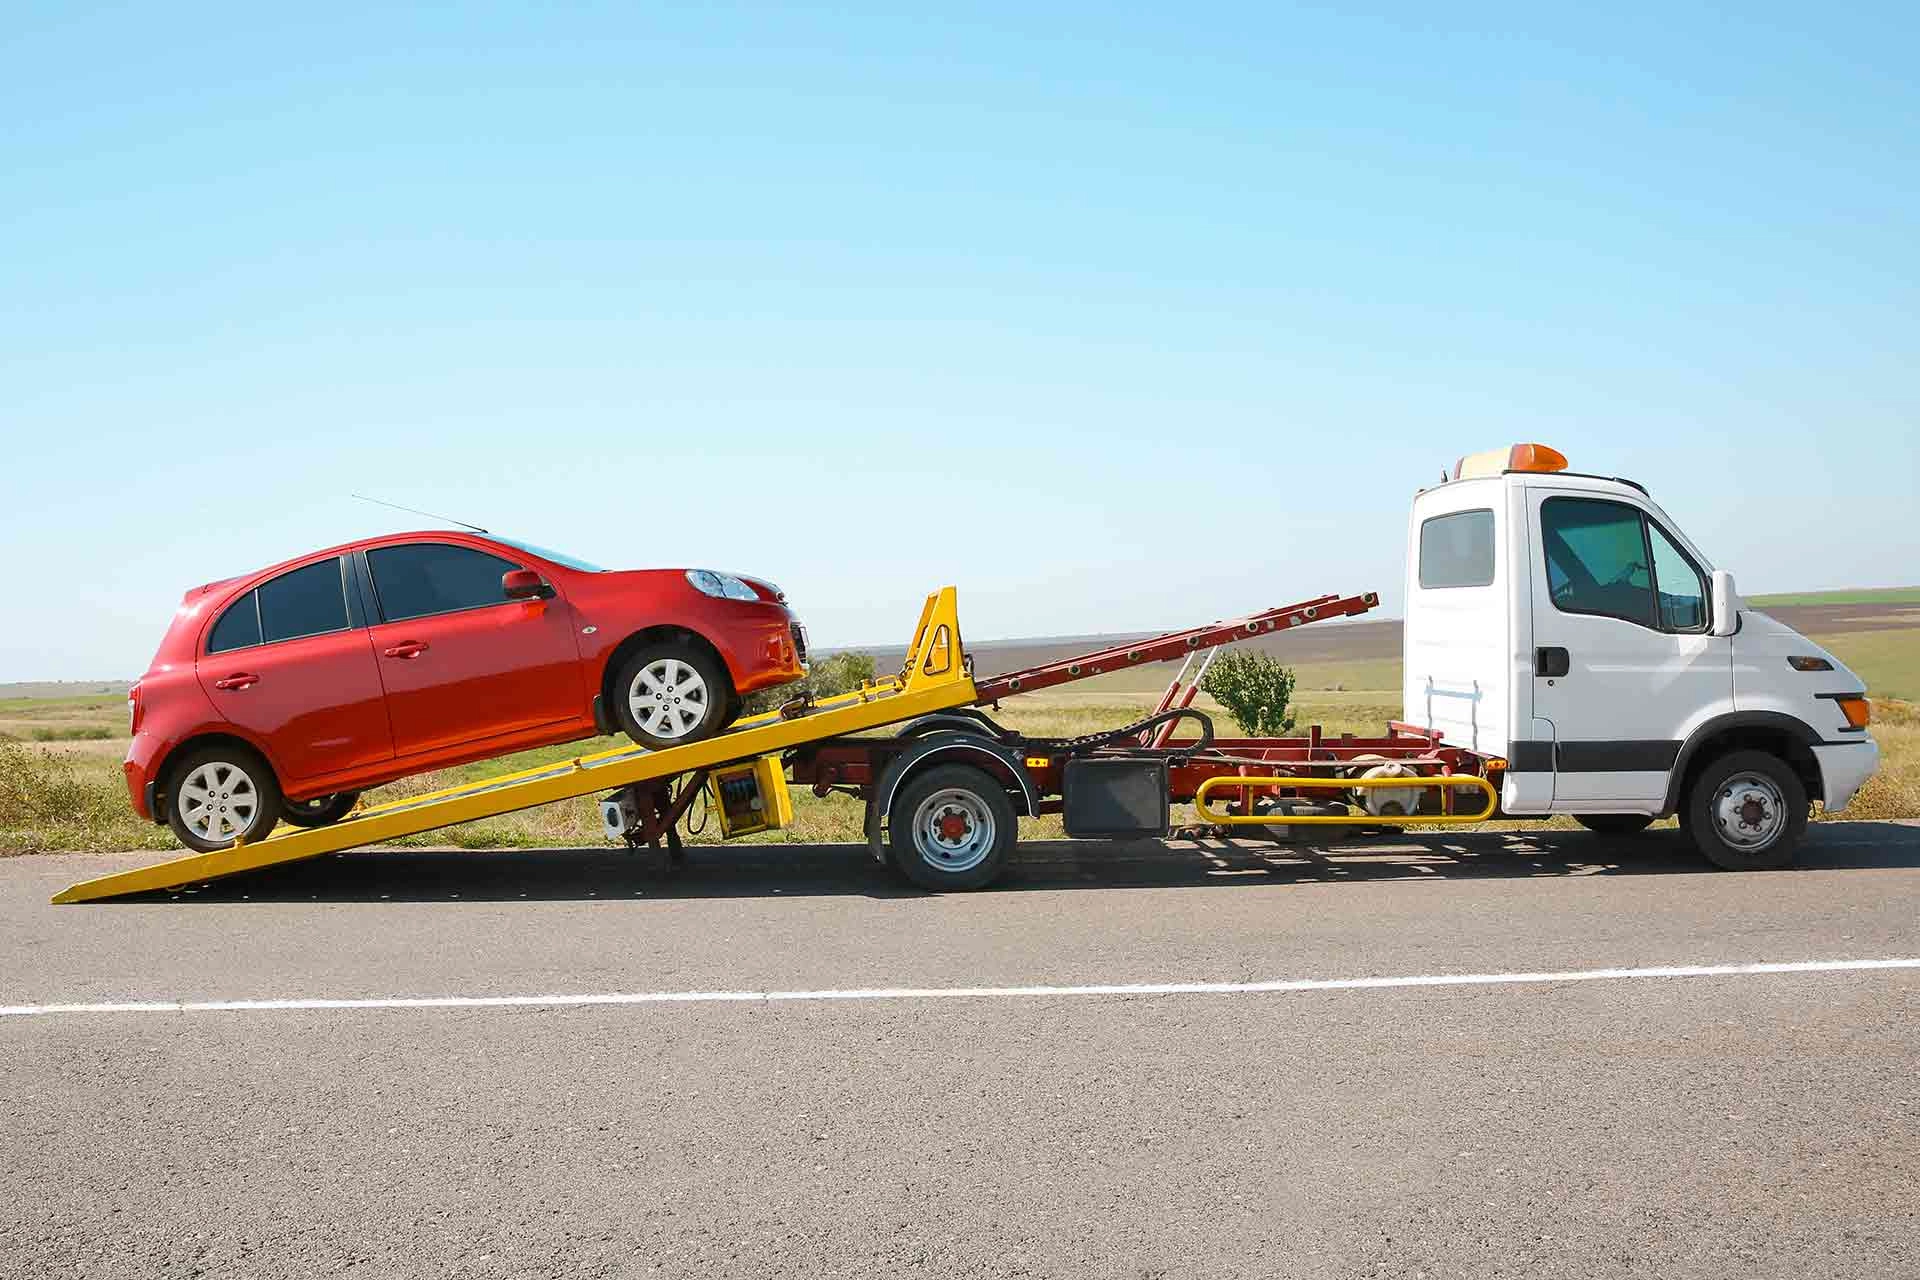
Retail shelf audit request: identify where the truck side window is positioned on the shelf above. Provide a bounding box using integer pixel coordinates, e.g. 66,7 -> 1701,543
1647,521 -> 1707,631
1418,509 -> 1495,588
1540,497 -> 1656,628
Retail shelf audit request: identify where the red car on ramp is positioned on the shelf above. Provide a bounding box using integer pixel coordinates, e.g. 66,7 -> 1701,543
124,531 -> 808,852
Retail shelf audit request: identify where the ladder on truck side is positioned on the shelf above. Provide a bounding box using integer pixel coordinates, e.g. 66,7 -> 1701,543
53,588 -> 979,904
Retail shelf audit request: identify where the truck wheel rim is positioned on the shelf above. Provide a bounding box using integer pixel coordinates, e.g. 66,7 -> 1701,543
629,658 -> 709,740
911,788 -> 995,873
178,761 -> 259,842
1713,772 -> 1786,851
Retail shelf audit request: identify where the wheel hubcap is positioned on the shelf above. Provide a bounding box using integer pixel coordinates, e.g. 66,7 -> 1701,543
911,788 -> 995,873
629,658 -> 709,741
178,761 -> 260,842
1714,772 -> 1787,851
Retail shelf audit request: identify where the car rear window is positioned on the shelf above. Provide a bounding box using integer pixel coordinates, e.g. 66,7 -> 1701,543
257,558 -> 351,643
367,543 -> 520,621
207,593 -> 262,654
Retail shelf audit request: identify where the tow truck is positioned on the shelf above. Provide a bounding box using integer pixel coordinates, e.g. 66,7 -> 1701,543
54,443 -> 1880,903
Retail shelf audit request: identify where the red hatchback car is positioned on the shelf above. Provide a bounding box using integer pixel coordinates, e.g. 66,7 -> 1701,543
126,531 -> 808,852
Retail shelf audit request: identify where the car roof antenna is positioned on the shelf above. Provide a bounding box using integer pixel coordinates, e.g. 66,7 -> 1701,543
351,493 -> 490,534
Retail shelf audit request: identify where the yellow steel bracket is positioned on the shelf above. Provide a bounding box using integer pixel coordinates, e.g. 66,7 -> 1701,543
55,587 -> 976,904
1193,774 -> 1498,826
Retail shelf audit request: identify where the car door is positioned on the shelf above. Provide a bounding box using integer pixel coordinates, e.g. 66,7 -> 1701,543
361,540 -> 586,759
1526,490 -> 1730,806
196,556 -> 395,787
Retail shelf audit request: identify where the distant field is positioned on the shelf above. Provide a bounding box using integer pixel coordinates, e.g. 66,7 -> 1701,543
1749,587 -> 1920,607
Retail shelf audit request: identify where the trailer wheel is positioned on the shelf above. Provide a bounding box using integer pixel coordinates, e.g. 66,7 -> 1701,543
281,792 -> 360,828
1574,814 -> 1654,836
1685,750 -> 1807,871
888,765 -> 1016,891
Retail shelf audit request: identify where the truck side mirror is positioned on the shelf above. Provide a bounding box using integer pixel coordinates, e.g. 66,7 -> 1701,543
1710,569 -> 1739,637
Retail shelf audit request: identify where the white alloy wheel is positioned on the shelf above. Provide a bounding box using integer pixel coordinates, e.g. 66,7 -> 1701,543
177,760 -> 262,843
627,656 -> 711,742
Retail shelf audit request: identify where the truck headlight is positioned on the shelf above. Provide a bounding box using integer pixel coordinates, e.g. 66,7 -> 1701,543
685,569 -> 762,602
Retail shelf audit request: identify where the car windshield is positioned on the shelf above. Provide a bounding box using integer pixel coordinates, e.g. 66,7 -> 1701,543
491,536 -> 607,573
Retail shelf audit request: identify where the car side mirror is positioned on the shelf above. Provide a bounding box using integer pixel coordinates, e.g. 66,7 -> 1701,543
1710,569 -> 1739,637
503,569 -> 553,601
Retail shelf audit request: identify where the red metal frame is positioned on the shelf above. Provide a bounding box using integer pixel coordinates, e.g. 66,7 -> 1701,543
787,587 -> 1507,827
968,592 -> 1379,703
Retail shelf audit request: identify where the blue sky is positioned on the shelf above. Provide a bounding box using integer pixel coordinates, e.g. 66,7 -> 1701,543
3,2 -> 1916,680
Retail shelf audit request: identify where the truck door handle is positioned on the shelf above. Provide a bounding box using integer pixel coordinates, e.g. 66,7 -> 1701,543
1534,646 -> 1570,678
383,641 -> 429,659
213,672 -> 261,690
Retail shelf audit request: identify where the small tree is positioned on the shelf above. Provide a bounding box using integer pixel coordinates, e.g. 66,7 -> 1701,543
1199,650 -> 1297,736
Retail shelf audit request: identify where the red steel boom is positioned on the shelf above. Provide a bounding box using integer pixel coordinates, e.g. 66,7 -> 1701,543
969,591 -> 1379,704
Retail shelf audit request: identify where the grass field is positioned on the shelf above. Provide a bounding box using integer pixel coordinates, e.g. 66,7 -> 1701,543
5,623 -> 1916,858
1749,586 -> 1920,607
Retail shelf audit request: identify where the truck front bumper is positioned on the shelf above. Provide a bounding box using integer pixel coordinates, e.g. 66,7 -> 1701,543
1812,739 -> 1880,813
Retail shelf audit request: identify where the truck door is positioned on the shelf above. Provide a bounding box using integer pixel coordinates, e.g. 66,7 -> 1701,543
1525,490 -> 1730,807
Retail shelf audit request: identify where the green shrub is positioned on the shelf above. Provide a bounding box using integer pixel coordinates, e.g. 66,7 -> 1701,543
1199,650 -> 1297,736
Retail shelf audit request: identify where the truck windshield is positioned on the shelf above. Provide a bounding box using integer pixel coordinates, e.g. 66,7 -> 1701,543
492,536 -> 607,573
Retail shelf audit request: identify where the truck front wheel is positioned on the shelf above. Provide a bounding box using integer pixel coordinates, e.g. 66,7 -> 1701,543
1685,750 -> 1808,870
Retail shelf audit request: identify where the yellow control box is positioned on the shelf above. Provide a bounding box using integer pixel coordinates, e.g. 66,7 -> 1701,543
707,754 -> 794,838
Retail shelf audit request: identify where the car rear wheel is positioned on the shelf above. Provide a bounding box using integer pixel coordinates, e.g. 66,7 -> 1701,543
613,643 -> 732,750
282,792 -> 360,828
166,745 -> 283,853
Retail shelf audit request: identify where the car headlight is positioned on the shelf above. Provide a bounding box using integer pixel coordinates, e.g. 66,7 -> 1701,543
685,569 -> 762,602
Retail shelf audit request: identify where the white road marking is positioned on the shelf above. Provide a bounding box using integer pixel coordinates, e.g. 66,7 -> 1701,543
2,958 -> 1916,1018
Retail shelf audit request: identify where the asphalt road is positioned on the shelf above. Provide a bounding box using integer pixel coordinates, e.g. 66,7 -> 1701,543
3,821 -> 1917,1279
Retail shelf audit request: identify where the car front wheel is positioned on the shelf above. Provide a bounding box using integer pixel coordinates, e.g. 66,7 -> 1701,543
613,643 -> 733,750
166,745 -> 284,853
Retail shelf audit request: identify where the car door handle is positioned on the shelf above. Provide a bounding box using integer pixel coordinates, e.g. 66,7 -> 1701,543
383,641 -> 430,659
1535,646 -> 1570,678
213,672 -> 261,690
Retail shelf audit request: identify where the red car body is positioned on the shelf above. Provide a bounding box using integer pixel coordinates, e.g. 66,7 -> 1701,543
125,531 -> 806,824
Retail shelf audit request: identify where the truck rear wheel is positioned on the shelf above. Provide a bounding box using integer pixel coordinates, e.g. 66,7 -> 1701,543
888,764 -> 1016,891
1685,750 -> 1807,870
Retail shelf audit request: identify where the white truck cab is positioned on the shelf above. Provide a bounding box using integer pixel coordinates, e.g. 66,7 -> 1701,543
1402,443 -> 1880,868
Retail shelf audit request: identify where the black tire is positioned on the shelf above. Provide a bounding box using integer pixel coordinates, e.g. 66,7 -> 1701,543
888,764 -> 1017,891
281,792 -> 360,828
164,743 -> 283,853
611,642 -> 733,750
1685,750 -> 1808,871
1575,814 -> 1655,836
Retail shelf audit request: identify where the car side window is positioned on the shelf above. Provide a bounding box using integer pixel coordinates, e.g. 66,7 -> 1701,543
207,592 -> 263,654
1540,497 -> 1656,628
256,557 -> 351,644
1647,521 -> 1707,632
367,543 -> 520,622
